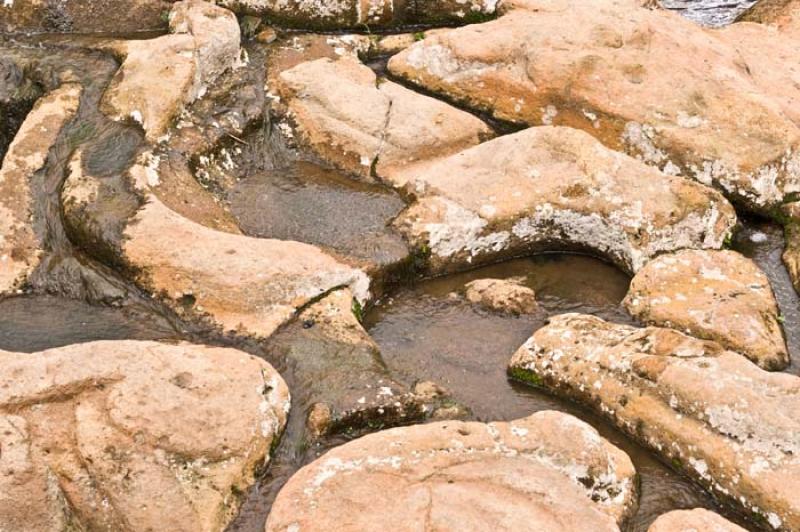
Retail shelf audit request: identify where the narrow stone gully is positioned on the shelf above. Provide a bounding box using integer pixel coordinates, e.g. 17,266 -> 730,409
1,0 -> 798,531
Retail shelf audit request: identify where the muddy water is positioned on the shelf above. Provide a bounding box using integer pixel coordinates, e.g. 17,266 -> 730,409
364,254 -> 750,531
0,296 -> 179,352
230,161 -> 409,267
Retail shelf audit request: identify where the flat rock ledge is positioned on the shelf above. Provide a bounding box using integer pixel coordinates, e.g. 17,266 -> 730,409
509,313 -> 800,530
0,340 -> 289,532
464,277 -> 538,315
392,126 -> 735,275
648,509 -> 746,532
0,83 -> 82,295
275,56 -> 492,181
266,411 -> 637,532
388,0 -> 800,213
624,249 -> 788,370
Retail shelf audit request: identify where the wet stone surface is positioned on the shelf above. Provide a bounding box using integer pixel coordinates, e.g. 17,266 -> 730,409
733,218 -> 800,375
229,161 -> 409,267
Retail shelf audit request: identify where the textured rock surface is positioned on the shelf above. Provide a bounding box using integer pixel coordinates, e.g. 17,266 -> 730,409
0,0 -> 174,33
266,410 -> 637,531
276,57 -> 491,180
648,509 -> 746,532
392,126 -> 735,274
464,277 -> 538,315
388,0 -> 800,213
101,1 -> 240,140
737,0 -> 800,31
121,193 -> 370,338
624,249 -> 788,370
0,340 -> 289,532
267,289 -> 435,439
0,83 -> 81,294
509,314 -> 800,530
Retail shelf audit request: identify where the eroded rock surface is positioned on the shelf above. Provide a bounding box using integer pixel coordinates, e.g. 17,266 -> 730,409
624,249 -> 788,370
392,126 -> 735,274
388,0 -> 800,213
464,277 -> 538,315
267,289 -> 440,439
0,340 -> 289,532
509,314 -> 800,530
0,0 -> 174,33
100,0 -> 240,140
737,0 -> 800,32
275,56 -> 491,180
0,83 -> 81,294
266,410 -> 637,531
648,509 -> 746,532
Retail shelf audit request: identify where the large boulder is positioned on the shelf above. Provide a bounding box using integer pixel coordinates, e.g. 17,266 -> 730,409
648,509 -> 746,532
624,249 -> 788,370
391,126 -> 735,274
0,83 -> 81,294
266,411 -> 637,531
509,314 -> 800,530
275,56 -> 492,180
388,0 -> 800,213
101,0 -> 240,141
0,340 -> 289,531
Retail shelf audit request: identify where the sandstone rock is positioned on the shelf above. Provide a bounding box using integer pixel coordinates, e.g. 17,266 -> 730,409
0,0 -> 174,33
509,313 -> 800,530
266,411 -> 637,531
391,126 -> 735,274
624,249 -> 788,370
0,83 -> 81,294
0,56 -> 43,160
388,0 -> 800,213
255,27 -> 278,44
464,277 -> 538,315
267,289 -> 433,439
372,33 -> 419,55
275,56 -> 491,180
101,1 -> 240,140
0,340 -> 289,531
121,192 -> 370,338
648,509 -> 746,532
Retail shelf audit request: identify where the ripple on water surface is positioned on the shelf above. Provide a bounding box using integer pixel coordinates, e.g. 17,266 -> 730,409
0,296 -> 179,353
661,0 -> 757,26
364,253 -> 748,531
230,161 -> 409,267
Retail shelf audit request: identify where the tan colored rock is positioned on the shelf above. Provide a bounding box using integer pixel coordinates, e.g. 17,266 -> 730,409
0,83 -> 81,294
266,411 -> 637,532
624,249 -> 788,370
122,193 -> 370,338
648,509 -> 746,532
0,340 -> 289,532
392,126 -> 735,274
276,56 -> 491,180
372,33 -> 418,55
388,0 -> 800,213
509,313 -> 800,530
101,1 -> 240,140
464,277 -> 538,315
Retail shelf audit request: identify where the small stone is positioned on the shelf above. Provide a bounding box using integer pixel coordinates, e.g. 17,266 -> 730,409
306,402 -> 333,438
464,278 -> 538,315
255,27 -> 277,44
